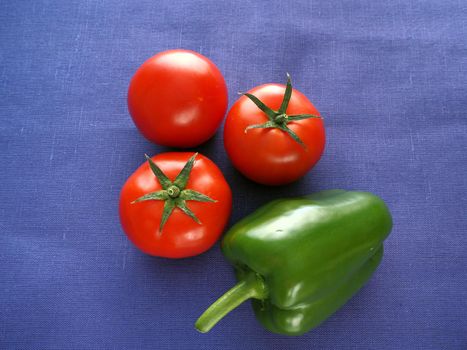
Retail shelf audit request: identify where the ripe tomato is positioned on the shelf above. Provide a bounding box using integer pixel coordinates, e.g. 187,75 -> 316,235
128,49 -> 228,148
223,75 -> 325,185
119,152 -> 232,258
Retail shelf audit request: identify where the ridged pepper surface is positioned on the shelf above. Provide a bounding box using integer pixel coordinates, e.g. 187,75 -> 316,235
195,190 -> 393,335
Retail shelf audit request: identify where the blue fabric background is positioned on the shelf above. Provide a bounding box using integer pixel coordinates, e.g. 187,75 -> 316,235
1,1 -> 466,349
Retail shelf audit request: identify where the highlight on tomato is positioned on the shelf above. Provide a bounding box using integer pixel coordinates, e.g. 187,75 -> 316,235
223,74 -> 325,185
128,49 -> 228,148
119,152 -> 232,258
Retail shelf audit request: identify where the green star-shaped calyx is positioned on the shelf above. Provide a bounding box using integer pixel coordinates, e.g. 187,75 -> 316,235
132,153 -> 216,233
242,73 -> 322,147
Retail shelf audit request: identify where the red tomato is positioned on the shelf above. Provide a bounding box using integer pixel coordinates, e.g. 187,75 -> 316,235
119,153 -> 232,258
223,77 -> 325,185
128,49 -> 228,148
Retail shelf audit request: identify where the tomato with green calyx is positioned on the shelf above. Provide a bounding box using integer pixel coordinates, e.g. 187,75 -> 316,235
119,153 -> 232,258
128,49 -> 228,148
224,74 -> 325,185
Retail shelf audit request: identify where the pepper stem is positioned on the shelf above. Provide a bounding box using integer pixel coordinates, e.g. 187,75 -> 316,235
195,275 -> 267,333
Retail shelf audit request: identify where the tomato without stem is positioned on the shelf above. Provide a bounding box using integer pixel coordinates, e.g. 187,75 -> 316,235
224,75 -> 325,185
128,49 -> 228,148
119,153 -> 232,258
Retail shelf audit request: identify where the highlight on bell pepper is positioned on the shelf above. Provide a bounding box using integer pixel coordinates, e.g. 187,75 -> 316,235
195,190 -> 393,335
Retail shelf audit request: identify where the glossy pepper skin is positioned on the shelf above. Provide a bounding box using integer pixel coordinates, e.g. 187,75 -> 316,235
195,190 -> 392,335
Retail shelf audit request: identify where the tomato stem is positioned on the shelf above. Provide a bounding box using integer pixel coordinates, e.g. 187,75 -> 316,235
242,74 -> 322,147
167,185 -> 180,198
131,153 -> 216,233
274,113 -> 288,125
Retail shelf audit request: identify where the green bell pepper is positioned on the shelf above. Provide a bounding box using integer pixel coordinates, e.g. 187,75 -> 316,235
195,190 -> 393,335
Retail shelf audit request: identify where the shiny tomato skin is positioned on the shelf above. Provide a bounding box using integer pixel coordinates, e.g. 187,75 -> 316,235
119,153 -> 232,258
224,84 -> 325,185
128,50 -> 228,148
